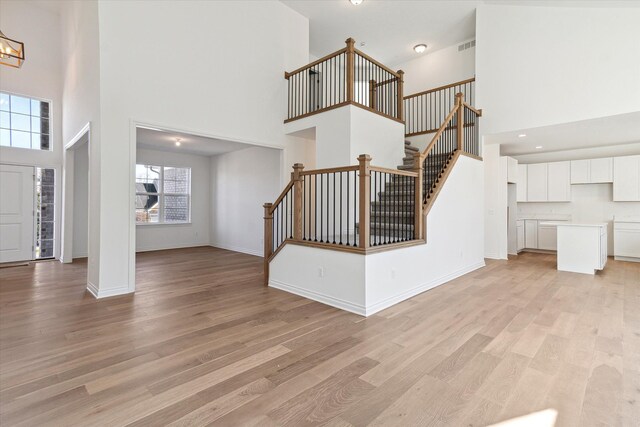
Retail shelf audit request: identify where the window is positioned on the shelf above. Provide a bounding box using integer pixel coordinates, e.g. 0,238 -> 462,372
135,164 -> 191,224
0,92 -> 51,150
36,168 -> 55,258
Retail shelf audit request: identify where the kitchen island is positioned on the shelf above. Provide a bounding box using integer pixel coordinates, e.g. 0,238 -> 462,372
553,222 -> 607,275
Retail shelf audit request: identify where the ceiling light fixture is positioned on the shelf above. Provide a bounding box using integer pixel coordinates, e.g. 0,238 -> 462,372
535,146 -> 543,149
518,134 -> 527,138
350,0 -> 363,5
413,44 -> 427,54
0,30 -> 25,68
175,138 -> 182,147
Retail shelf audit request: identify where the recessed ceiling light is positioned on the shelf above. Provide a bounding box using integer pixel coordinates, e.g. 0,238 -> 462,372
413,44 -> 427,54
518,134 -> 527,138
175,138 -> 182,147
535,146 -> 543,149
350,0 -> 363,5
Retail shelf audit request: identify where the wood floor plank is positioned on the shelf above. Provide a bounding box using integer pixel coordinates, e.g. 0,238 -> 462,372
0,248 -> 637,426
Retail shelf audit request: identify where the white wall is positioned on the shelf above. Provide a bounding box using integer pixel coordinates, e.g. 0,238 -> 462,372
476,3 -> 640,136
392,39 -> 475,96
484,144 -> 508,259
58,1 -> 310,296
135,148 -> 211,252
284,105 -> 405,169
0,0 -> 64,260
517,185 -> 639,255
72,141 -> 88,258
60,0 -> 102,288
210,146 -> 281,257
270,155 -> 485,316
512,142 -> 640,164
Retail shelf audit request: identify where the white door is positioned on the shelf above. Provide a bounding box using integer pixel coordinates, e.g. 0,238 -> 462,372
547,161 -> 571,202
527,163 -> 548,202
0,165 -> 35,263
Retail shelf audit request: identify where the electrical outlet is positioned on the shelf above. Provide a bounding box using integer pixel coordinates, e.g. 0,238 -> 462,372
318,267 -> 324,278
391,269 -> 396,279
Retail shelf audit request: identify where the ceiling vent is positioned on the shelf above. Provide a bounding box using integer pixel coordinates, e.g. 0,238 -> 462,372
458,40 -> 476,52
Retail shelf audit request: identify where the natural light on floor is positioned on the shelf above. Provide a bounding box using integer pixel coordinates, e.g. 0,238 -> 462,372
489,409 -> 558,427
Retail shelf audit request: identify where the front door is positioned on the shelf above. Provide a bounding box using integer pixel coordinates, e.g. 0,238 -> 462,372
0,164 -> 34,263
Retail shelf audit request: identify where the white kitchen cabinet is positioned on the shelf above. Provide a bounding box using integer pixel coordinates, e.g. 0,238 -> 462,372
538,222 -> 560,250
547,161 -> 571,202
570,160 -> 590,184
571,158 -> 613,184
590,158 -> 613,183
614,219 -> 640,262
527,164 -> 548,202
525,220 -> 538,249
613,155 -> 640,201
517,220 -> 525,252
517,164 -> 528,202
557,223 -> 607,274
507,157 -> 518,184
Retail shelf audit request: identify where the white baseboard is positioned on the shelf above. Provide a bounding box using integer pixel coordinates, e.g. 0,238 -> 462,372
614,255 -> 640,263
365,260 -> 486,316
210,243 -> 263,258
87,281 -> 132,299
135,242 -> 209,253
269,279 -> 366,316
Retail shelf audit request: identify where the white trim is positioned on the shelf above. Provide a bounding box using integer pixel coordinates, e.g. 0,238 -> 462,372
136,243 -> 209,253
614,256 -> 640,263
364,260 -> 486,316
269,279 -> 366,316
64,122 -> 91,151
209,243 -> 262,258
87,281 -> 132,299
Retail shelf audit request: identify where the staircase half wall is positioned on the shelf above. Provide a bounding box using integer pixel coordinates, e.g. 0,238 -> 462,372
284,104 -> 405,170
268,154 -> 485,316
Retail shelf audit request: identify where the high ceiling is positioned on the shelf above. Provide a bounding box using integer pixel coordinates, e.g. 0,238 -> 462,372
136,127 -> 253,157
281,0 -> 479,66
494,112 -> 640,157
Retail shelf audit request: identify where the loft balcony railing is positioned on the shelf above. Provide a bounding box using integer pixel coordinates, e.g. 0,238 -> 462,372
284,38 -> 404,124
404,77 -> 475,137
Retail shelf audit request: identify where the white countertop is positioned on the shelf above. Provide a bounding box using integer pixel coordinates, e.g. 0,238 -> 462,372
517,214 -> 572,221
551,222 -> 608,228
614,216 -> 640,223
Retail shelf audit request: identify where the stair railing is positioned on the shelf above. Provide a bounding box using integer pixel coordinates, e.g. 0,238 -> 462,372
420,93 -> 482,206
263,156 -> 422,284
284,38 -> 404,123
404,77 -> 475,137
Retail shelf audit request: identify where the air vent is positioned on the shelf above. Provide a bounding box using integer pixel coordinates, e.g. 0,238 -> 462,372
458,40 -> 476,52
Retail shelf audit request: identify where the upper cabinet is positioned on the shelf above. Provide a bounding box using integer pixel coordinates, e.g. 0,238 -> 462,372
548,161 -> 571,202
517,164 -> 528,202
518,161 -> 571,203
570,158 -> 613,184
613,155 -> 640,202
527,163 -> 548,201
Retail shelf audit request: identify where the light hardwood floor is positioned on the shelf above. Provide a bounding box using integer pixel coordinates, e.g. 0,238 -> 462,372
0,247 -> 639,426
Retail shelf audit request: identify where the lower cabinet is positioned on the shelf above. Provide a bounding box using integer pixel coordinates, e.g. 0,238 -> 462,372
522,219 -> 568,251
516,221 -> 525,252
538,223 -> 558,251
614,221 -> 640,261
524,220 -> 538,249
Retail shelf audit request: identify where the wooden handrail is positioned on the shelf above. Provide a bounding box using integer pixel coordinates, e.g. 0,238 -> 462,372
268,180 -> 294,215
463,102 -> 482,116
404,77 -> 476,100
299,165 -> 359,176
369,166 -> 418,177
354,48 -> 400,78
420,103 -> 461,161
284,47 -> 347,79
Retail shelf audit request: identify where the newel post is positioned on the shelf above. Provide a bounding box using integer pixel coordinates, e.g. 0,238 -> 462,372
346,38 -> 356,103
358,154 -> 371,249
292,163 -> 304,240
413,152 -> 424,240
456,92 -> 464,153
263,203 -> 273,286
397,70 -> 405,121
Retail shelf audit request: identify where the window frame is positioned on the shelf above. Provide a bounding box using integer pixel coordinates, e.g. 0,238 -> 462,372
0,90 -> 53,151
135,164 -> 191,226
